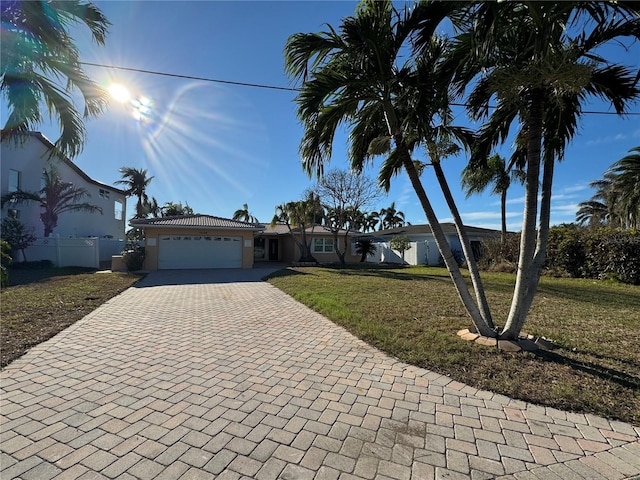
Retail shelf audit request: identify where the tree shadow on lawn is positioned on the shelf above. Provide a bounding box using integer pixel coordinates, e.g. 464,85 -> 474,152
533,346 -> 640,391
537,282 -> 640,309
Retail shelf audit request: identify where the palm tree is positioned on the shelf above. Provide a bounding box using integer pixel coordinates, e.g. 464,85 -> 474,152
271,192 -> 324,262
364,211 -> 380,232
609,147 -> 640,229
379,202 -> 406,230
285,1 -> 496,336
355,238 -> 377,263
462,153 -> 526,245
1,1 -> 110,158
232,203 -> 258,223
449,1 -> 640,339
115,167 -> 154,219
145,196 -> 161,218
577,147 -> 640,229
1,166 -> 102,237
161,202 -> 194,217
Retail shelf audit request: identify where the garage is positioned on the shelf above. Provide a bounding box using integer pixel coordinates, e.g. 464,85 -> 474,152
158,235 -> 242,269
130,214 -> 261,271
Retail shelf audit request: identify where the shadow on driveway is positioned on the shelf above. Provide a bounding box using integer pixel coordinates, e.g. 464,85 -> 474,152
134,265 -> 286,287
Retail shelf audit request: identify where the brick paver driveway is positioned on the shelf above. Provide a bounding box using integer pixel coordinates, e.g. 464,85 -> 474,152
1,268 -> 639,479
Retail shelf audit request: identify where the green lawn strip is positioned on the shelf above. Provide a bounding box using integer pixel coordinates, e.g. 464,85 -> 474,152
1,269 -> 142,368
268,266 -> 640,425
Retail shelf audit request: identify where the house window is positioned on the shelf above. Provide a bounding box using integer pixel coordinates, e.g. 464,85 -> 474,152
8,170 -> 21,193
114,200 -> 123,220
99,188 -> 110,199
313,238 -> 334,253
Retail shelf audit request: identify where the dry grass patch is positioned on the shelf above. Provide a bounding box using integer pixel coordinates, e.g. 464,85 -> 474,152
1,267 -> 142,367
267,265 -> 640,425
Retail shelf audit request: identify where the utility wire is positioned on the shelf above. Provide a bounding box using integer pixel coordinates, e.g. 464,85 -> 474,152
81,61 -> 298,92
82,61 -> 640,115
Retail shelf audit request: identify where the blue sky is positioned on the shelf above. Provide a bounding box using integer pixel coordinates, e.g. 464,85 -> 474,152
10,1 -> 640,230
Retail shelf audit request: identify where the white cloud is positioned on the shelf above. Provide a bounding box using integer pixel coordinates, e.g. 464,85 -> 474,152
585,128 -> 640,146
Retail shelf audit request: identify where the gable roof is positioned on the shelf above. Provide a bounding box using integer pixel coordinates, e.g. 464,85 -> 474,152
130,214 -> 263,230
27,132 -> 127,196
257,223 -> 359,236
363,223 -> 501,238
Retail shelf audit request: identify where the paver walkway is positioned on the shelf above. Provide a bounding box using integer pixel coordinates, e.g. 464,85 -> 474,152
1,268 -> 639,480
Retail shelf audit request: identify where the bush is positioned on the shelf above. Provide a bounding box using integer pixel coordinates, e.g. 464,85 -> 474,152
1,239 -> 11,288
479,226 -> 640,284
122,246 -> 145,271
477,233 -> 519,271
546,225 -> 640,285
583,228 -> 640,284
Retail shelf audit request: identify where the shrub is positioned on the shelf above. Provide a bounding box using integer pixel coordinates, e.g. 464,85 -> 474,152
546,224 -> 585,277
122,246 -> 145,271
545,225 -> 640,285
1,239 -> 11,288
478,233 -> 519,271
583,228 -> 640,284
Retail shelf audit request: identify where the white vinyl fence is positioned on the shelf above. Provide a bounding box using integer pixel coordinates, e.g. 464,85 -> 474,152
20,237 -> 125,268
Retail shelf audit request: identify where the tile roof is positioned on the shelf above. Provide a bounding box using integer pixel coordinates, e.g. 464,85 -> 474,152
361,223 -> 501,238
130,215 -> 262,230
257,223 -> 359,236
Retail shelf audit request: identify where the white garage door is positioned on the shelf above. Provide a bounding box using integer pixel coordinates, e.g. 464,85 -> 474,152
158,235 -> 242,269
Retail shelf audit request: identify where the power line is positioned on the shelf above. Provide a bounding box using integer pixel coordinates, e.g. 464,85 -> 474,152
82,61 -> 640,115
81,61 -> 298,92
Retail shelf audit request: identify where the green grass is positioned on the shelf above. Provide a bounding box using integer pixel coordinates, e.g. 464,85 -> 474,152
1,267 -> 142,367
267,266 -> 640,425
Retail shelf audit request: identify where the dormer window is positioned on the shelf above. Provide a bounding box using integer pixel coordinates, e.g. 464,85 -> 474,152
99,188 -> 110,199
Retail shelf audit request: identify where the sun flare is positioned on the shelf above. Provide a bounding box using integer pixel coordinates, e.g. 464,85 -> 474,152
108,83 -> 131,103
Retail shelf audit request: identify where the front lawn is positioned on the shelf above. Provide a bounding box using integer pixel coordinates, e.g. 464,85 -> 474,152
267,266 -> 640,425
1,268 -> 142,368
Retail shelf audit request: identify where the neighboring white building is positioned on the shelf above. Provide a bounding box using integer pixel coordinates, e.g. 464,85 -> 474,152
1,132 -> 126,240
361,223 -> 501,266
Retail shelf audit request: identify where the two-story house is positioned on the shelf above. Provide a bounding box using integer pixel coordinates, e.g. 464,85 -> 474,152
1,132 -> 126,240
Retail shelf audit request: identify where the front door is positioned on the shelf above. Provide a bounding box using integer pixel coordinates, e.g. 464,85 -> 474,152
268,239 -> 279,261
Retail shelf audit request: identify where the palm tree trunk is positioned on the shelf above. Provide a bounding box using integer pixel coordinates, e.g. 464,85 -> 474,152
521,156 -> 555,319
502,91 -> 544,340
381,102 -> 494,336
402,156 -> 494,336
500,189 -> 507,247
431,161 -> 494,328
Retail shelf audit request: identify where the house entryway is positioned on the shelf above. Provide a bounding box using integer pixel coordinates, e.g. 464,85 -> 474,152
268,239 -> 279,261
158,235 -> 242,269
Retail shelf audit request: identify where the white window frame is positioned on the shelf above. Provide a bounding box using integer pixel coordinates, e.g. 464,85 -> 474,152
8,169 -> 21,193
114,200 -> 123,220
313,238 -> 334,253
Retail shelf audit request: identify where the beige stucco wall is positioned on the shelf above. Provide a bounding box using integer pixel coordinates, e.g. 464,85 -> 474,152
141,227 -> 255,270
283,233 -> 361,264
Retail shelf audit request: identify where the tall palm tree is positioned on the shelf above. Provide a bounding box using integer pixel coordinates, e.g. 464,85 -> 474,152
364,211 -> 380,232
232,203 -> 258,223
379,202 -> 406,230
285,0 -> 496,336
1,166 -> 102,237
145,196 -> 161,218
609,146 -> 640,229
449,1 -> 640,339
462,153 -> 526,245
1,1 -> 110,158
577,147 -> 640,229
115,167 -> 154,219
